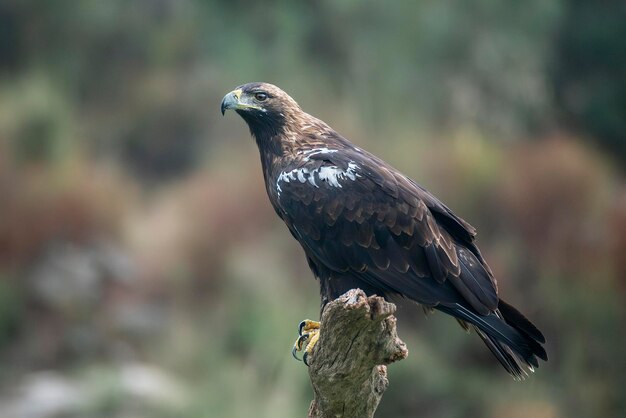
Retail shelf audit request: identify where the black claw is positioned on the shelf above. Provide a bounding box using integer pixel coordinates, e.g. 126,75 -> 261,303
292,333 -> 310,362
298,320 -> 307,336
292,345 -> 302,361
297,333 -> 309,349
303,351 -> 310,366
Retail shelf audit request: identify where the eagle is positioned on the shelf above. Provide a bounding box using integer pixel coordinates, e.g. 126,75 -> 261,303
221,82 -> 547,378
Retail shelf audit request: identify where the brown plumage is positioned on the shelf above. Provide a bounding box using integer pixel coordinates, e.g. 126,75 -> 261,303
221,82 -> 547,378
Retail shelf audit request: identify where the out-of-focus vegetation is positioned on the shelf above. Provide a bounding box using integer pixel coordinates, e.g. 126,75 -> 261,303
0,1 -> 624,417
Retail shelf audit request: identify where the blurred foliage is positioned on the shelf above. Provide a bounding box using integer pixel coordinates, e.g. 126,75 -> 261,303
552,0 -> 626,163
0,1 -> 624,417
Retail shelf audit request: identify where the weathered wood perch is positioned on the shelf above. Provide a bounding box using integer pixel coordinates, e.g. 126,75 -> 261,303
306,289 -> 408,418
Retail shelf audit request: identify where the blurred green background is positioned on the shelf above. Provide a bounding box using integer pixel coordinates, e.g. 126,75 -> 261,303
0,1 -> 625,417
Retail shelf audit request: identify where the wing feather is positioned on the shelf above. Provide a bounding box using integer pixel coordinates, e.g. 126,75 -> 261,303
277,146 -> 498,313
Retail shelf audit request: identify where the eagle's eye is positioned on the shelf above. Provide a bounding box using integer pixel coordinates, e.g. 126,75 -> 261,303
254,92 -> 268,102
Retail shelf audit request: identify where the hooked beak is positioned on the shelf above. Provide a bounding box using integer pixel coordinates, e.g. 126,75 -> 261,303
220,89 -> 242,115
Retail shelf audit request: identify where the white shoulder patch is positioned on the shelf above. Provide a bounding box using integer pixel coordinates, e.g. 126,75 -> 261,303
300,147 -> 339,161
276,160 -> 361,196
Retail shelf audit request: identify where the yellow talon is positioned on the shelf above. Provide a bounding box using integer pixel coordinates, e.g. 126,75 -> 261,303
303,329 -> 320,366
292,319 -> 321,364
299,319 -> 320,335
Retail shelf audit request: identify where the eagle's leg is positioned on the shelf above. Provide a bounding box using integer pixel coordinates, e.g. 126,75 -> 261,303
291,319 -> 320,365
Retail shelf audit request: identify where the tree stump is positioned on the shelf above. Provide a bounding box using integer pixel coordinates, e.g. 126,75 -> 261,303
306,289 -> 408,418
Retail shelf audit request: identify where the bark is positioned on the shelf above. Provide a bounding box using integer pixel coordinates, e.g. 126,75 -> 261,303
306,289 -> 408,418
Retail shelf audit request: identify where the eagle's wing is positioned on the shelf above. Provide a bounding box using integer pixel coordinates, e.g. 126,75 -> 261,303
276,145 -> 499,315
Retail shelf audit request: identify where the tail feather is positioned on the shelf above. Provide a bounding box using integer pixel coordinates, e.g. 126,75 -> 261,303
498,299 -> 546,344
473,327 -> 528,379
437,299 -> 547,379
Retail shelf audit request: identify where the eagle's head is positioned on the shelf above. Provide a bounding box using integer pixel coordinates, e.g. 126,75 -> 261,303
221,82 -> 301,140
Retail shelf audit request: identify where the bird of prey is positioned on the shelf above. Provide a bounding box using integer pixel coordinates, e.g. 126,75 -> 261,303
221,82 -> 547,378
